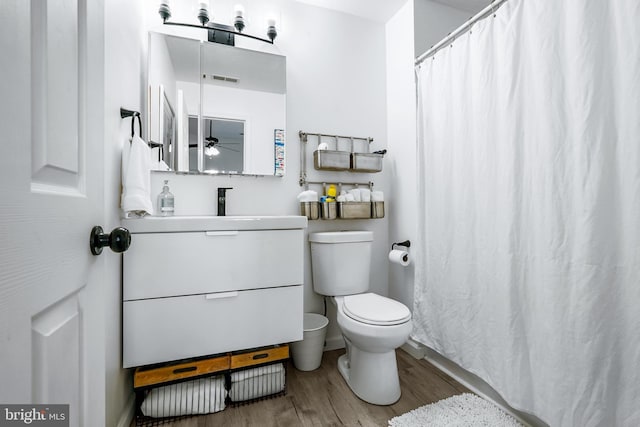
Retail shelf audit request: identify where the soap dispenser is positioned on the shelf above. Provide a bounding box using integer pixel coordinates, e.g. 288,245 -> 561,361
157,180 -> 175,216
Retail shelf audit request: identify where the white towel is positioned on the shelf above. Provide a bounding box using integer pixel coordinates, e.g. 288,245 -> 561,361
297,190 -> 319,202
372,191 -> 384,202
121,135 -> 154,217
140,377 -> 226,418
348,189 -> 361,201
151,147 -> 171,171
229,363 -> 285,402
344,193 -> 356,202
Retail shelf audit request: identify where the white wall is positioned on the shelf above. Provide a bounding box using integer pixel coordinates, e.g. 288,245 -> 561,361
104,1 -> 147,426
104,2 -> 470,422
144,0 -> 389,360
386,2 -> 418,310
414,0 -> 470,58
385,0 -> 472,311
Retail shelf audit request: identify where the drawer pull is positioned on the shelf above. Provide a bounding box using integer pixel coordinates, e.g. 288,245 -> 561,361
173,366 -> 197,374
205,231 -> 239,237
205,291 -> 239,300
252,353 -> 269,360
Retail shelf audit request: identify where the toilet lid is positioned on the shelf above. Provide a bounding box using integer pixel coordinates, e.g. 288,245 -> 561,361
343,293 -> 411,326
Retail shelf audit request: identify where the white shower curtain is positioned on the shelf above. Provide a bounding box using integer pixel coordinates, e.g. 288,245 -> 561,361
414,1 -> 640,426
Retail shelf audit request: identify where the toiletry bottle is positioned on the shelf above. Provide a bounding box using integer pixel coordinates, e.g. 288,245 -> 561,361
157,180 -> 175,216
326,184 -> 337,202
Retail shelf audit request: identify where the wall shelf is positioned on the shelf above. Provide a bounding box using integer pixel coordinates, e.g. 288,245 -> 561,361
298,131 -> 385,188
298,130 -> 385,220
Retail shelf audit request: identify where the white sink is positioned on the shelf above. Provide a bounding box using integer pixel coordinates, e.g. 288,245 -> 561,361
122,215 -> 308,233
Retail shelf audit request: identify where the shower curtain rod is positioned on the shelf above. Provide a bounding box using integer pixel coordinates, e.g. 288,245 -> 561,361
415,0 -> 509,65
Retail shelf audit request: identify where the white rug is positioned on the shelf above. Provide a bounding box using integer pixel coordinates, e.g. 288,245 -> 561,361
388,393 -> 524,427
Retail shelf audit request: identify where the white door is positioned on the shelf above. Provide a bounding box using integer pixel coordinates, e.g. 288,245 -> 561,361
0,1 -> 108,426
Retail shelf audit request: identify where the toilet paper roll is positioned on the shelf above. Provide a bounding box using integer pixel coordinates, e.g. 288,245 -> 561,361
389,249 -> 410,266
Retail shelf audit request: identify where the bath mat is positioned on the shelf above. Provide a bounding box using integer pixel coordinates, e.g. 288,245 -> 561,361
388,393 -> 524,427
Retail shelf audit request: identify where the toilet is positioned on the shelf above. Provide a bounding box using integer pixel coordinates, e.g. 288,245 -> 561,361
309,231 -> 412,405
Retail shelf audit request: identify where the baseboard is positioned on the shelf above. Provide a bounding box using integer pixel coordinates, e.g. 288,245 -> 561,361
412,341 -> 548,427
323,335 -> 345,352
400,338 -> 427,359
116,392 -> 136,427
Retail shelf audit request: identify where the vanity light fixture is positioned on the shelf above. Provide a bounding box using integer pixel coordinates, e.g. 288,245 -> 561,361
197,1 -> 210,26
158,0 -> 277,46
233,4 -> 245,32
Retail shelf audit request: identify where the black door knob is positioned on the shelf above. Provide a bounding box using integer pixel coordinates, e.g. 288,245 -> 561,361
90,226 -> 131,256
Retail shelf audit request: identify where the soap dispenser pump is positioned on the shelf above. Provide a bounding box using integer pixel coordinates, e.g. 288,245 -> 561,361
157,180 -> 175,216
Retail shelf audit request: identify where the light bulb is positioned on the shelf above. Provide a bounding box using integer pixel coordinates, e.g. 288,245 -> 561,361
205,145 -> 220,156
158,0 -> 171,22
266,15 -> 277,42
197,1 -> 210,25
234,4 -> 245,32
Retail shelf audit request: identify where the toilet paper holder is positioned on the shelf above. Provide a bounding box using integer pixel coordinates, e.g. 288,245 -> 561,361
391,240 -> 411,250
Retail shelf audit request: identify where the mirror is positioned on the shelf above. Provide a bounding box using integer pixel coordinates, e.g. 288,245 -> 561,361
198,117 -> 245,174
148,33 -> 199,172
147,32 -> 286,176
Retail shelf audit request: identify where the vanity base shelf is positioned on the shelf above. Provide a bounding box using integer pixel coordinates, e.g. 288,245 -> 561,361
134,354 -> 230,389
133,345 -> 289,426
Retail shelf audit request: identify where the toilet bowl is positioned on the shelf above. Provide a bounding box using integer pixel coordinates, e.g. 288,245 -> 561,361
309,231 -> 413,405
334,294 -> 411,405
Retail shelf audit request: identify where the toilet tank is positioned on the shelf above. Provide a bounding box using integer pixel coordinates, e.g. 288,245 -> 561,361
309,231 -> 373,296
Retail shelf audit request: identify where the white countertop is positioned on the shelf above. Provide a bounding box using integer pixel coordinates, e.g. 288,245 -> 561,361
122,215 -> 308,233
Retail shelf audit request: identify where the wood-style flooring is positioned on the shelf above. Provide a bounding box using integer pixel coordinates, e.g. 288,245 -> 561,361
139,348 -> 470,427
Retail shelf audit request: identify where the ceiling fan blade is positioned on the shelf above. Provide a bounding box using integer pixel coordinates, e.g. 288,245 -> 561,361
219,146 -> 241,153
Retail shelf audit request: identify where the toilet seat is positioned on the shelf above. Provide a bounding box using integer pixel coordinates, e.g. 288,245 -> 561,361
342,293 -> 411,326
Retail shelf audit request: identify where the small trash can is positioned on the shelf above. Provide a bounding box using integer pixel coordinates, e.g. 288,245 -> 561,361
291,313 -> 329,371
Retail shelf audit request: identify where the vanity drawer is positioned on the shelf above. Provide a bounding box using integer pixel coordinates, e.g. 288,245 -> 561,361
123,285 -> 303,368
123,229 -> 303,300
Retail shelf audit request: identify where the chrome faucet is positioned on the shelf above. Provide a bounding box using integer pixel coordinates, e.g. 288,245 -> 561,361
217,187 -> 233,216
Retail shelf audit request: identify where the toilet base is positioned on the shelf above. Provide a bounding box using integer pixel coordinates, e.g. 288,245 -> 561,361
337,348 -> 401,405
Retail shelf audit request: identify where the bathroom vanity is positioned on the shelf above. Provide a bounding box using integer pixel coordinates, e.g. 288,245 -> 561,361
121,215 -> 307,368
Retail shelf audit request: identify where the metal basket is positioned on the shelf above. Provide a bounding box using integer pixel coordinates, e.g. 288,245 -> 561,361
300,202 -> 320,220
351,152 -> 383,172
337,202 -> 371,219
313,150 -> 351,171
